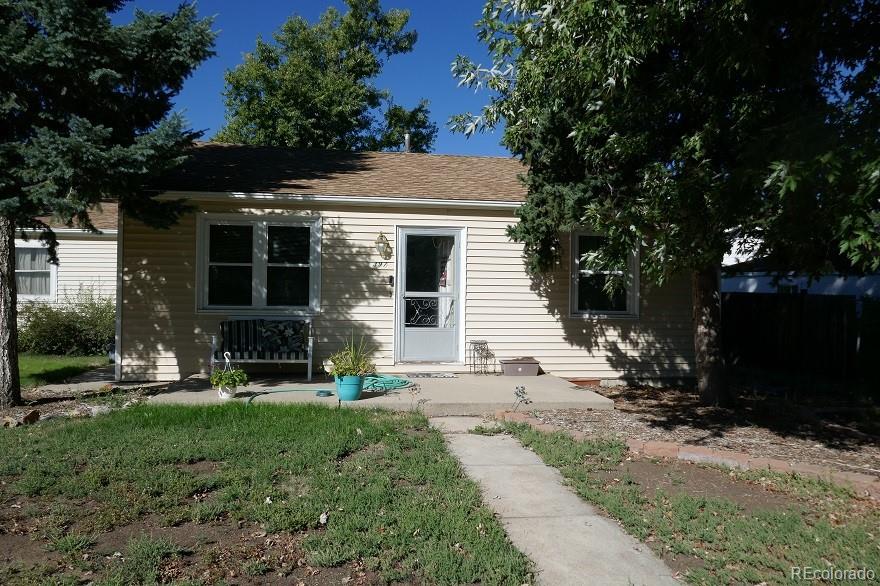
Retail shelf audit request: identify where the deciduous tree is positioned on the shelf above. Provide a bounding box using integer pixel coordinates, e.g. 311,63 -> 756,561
216,0 -> 437,152
453,0 -> 880,405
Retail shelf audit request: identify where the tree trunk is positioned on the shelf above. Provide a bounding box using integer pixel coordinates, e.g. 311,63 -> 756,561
0,216 -> 21,409
692,266 -> 728,406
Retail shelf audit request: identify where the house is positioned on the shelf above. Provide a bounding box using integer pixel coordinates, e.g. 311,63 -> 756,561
722,257 -> 879,298
115,143 -> 695,382
15,202 -> 118,307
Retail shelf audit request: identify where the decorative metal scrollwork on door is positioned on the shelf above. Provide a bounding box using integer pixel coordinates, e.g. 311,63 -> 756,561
405,297 -> 438,327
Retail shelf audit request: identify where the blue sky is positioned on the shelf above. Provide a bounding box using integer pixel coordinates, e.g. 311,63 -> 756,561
114,1 -> 506,156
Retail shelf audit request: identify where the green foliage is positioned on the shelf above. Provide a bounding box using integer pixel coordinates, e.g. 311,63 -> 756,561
215,0 -> 437,152
0,0 -> 216,243
209,368 -> 248,389
1,0 -> 215,404
328,335 -> 376,377
453,1 -> 880,280
18,290 -> 115,355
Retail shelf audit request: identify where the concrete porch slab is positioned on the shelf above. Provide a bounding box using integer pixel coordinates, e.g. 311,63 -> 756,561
148,372 -> 613,415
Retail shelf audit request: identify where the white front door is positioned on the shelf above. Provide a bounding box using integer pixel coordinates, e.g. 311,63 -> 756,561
396,228 -> 461,362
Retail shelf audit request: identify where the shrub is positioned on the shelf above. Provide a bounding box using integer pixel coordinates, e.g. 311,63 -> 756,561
18,289 -> 115,356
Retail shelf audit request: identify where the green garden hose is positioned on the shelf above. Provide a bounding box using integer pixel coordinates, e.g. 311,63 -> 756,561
362,374 -> 412,392
244,374 -> 412,405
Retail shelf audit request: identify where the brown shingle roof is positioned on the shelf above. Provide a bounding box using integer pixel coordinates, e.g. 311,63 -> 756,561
38,201 -> 118,231
152,142 -> 527,203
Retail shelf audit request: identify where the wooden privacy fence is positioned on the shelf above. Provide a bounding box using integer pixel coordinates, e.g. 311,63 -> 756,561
721,293 -> 879,379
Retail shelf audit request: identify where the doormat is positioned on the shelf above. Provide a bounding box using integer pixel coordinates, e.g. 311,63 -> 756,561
407,372 -> 459,379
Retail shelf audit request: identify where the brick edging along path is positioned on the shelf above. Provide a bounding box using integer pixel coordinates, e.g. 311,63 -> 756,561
495,410 -> 880,500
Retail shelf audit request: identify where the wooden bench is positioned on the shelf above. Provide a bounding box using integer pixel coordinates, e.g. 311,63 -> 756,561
210,318 -> 314,381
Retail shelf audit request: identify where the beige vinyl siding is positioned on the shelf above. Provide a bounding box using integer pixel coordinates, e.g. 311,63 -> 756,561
15,234 -> 117,306
55,236 -> 117,300
119,199 -> 694,381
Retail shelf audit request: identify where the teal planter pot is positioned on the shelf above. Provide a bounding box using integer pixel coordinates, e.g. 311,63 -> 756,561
335,375 -> 364,401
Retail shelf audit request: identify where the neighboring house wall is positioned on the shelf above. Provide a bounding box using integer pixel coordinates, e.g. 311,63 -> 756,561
722,273 -> 879,298
118,199 -> 695,381
15,232 -> 117,306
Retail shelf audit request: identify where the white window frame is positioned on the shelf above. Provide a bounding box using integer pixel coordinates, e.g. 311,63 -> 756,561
196,214 -> 321,314
569,231 -> 639,319
14,239 -> 57,302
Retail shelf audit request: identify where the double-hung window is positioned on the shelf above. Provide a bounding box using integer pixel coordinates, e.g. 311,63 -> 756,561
15,243 -> 56,300
570,232 -> 638,317
199,216 -> 320,312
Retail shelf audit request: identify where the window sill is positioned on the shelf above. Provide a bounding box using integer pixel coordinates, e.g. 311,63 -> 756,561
197,307 -> 320,317
569,312 -> 640,321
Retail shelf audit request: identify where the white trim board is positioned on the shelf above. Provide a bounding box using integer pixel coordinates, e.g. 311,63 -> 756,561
114,207 -> 124,381
18,228 -> 118,238
156,190 -> 522,210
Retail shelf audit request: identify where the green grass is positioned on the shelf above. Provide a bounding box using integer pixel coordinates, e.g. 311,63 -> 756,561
503,423 -> 880,586
18,353 -> 107,388
50,533 -> 95,557
98,536 -> 183,586
0,404 -> 532,585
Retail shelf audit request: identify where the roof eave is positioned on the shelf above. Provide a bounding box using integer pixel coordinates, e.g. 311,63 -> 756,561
153,190 -> 524,210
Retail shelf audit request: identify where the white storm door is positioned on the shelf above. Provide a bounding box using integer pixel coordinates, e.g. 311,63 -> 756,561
397,229 -> 461,362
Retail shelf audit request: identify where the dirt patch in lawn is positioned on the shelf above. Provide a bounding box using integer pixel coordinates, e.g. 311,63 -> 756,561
0,504 -> 383,585
177,460 -> 221,475
0,532 -> 52,568
340,441 -> 386,463
92,518 -> 358,585
588,457 -> 801,576
539,384 -> 880,477
598,455 -> 879,579
598,457 -> 796,514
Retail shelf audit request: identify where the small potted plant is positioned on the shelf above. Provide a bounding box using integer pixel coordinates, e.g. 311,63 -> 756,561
328,336 -> 375,401
210,368 -> 248,400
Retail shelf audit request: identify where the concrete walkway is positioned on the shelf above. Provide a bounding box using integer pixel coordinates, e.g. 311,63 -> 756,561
430,416 -> 678,586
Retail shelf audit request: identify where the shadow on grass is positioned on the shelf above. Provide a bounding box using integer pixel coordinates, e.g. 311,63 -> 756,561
19,355 -> 108,389
29,365 -> 94,385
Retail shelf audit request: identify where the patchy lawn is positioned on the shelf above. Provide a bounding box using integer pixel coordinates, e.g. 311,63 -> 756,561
18,354 -> 107,389
503,422 -> 880,585
0,404 -> 531,585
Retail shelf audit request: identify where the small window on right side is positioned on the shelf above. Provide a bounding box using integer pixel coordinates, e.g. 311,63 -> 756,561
571,233 -> 638,317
